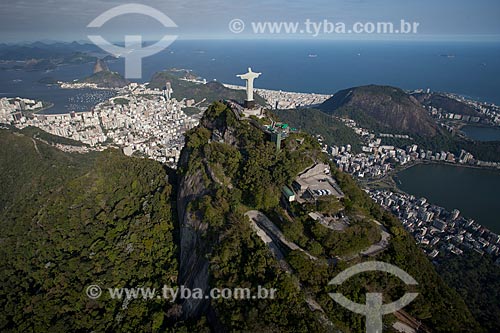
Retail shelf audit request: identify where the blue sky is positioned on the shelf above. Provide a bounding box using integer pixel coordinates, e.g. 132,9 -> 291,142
1,0 -> 500,42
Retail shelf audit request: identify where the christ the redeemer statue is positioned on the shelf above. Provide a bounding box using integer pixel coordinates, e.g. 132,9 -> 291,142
237,67 -> 261,108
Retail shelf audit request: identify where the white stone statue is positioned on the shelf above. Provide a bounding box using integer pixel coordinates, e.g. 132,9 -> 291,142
237,67 -> 261,102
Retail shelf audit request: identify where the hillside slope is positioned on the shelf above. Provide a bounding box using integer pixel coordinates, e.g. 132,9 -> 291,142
319,85 -> 440,137
0,128 -> 180,332
413,92 -> 481,117
80,70 -> 129,88
271,107 -> 362,152
0,107 -> 482,332
176,102 -> 480,332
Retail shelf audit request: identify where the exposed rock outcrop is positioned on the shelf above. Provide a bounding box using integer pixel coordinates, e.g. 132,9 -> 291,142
177,165 -> 211,318
93,58 -> 109,74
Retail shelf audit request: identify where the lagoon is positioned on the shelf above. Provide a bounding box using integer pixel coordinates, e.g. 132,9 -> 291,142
462,125 -> 500,142
397,163 -> 500,233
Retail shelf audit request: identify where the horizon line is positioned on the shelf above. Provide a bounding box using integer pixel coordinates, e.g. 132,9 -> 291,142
2,34 -> 500,44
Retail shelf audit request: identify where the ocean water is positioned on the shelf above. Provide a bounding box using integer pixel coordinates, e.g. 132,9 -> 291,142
1,39 -> 500,111
141,40 -> 500,104
0,63 -> 115,114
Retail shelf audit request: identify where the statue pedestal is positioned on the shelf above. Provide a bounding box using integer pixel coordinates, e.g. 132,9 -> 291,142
243,100 -> 256,109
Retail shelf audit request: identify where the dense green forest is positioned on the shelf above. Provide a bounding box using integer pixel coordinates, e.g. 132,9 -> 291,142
272,108 -> 362,152
436,252 -> 500,333
181,103 -> 328,331
0,128 -> 187,332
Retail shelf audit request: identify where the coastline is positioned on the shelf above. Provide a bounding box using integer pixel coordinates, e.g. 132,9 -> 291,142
362,159 -> 500,192
364,159 -> 500,234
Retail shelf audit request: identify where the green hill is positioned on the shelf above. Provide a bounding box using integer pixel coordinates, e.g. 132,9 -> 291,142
176,102 -> 479,332
413,92 -> 482,117
0,128 -> 181,332
315,85 -> 500,162
319,85 -> 440,137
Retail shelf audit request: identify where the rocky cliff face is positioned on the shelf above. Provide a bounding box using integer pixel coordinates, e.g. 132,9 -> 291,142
176,115 -> 230,319
176,156 -> 211,318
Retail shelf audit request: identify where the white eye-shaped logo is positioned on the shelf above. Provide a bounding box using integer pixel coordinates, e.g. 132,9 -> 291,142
329,261 -> 419,333
87,3 -> 178,79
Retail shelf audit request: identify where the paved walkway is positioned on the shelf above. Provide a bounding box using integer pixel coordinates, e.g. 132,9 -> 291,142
245,210 -> 317,261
